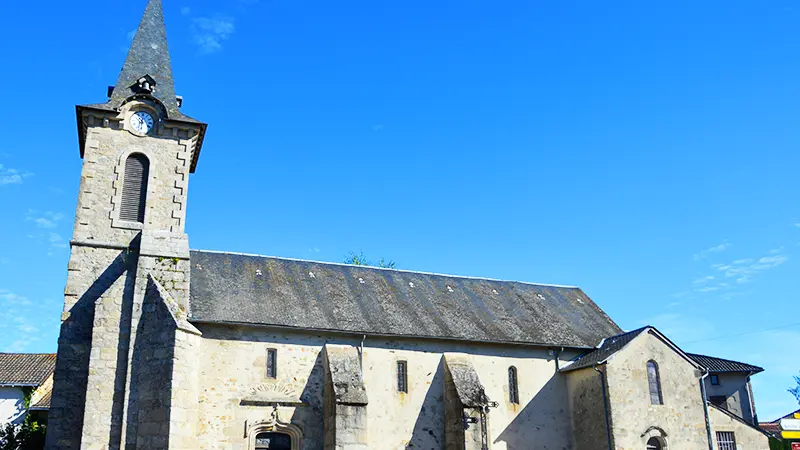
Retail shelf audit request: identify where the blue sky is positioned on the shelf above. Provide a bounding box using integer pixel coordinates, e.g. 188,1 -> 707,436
1,0 -> 799,420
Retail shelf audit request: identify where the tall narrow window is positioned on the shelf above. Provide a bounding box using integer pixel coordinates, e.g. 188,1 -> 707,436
266,348 -> 277,379
120,153 -> 149,222
647,360 -> 663,405
397,361 -> 408,393
716,432 -> 736,450
508,366 -> 519,404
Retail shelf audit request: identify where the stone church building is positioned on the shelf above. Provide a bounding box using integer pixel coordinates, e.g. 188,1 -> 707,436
45,1 -> 771,449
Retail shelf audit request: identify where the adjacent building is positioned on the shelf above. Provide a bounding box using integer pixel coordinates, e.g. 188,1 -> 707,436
43,1 -> 774,449
0,353 -> 56,426
760,409 -> 800,450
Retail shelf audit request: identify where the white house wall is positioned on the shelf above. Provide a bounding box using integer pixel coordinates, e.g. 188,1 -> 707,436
0,387 -> 26,425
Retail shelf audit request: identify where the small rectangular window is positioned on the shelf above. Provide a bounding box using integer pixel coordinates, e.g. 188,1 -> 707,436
266,348 -> 277,379
397,361 -> 408,393
508,366 -> 519,404
710,374 -> 720,385
716,431 -> 736,450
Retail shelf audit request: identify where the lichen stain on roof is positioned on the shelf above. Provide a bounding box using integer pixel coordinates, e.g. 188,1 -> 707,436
189,251 -> 622,348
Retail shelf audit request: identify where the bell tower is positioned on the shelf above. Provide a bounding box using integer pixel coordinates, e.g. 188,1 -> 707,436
47,1 -> 206,448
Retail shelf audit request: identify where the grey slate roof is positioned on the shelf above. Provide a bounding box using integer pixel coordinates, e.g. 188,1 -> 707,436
188,251 -> 622,348
108,0 -> 183,118
688,353 -> 764,374
559,327 -> 649,372
0,353 -> 56,386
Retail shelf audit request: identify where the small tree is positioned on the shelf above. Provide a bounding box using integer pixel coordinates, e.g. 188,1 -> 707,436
0,420 -> 46,450
790,373 -> 800,405
344,251 -> 396,269
0,387 -> 47,450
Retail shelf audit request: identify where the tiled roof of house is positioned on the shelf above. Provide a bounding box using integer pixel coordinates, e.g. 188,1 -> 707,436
0,353 -> 56,386
758,421 -> 781,437
559,327 -> 649,372
30,391 -> 52,410
188,251 -> 622,348
687,353 -> 764,374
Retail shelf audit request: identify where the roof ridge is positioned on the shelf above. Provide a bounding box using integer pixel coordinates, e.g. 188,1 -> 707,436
189,249 -> 581,289
687,352 -> 763,368
602,326 -> 650,345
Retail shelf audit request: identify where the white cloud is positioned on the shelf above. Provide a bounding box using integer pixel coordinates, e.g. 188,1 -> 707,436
181,6 -> 191,15
26,211 -> 65,229
692,275 -> 715,285
48,233 -> 68,251
191,16 -> 235,54
0,290 -> 32,306
693,242 -> 730,261
2,317 -> 41,352
713,254 -> 789,284
696,286 -> 720,293
0,164 -> 31,185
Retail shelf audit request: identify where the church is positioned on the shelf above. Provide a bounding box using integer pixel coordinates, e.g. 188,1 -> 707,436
45,1 -> 772,449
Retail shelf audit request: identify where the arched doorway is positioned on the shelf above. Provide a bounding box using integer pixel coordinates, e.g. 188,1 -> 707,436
646,437 -> 663,450
255,432 -> 292,450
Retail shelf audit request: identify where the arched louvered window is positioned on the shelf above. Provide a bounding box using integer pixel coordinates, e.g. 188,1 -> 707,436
647,360 -> 663,405
508,366 -> 519,404
120,153 -> 149,222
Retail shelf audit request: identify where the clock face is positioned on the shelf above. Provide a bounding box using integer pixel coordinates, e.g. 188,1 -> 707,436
130,111 -> 155,135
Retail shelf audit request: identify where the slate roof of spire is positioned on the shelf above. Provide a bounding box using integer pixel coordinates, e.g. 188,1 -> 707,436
188,250 -> 623,348
76,0 -> 206,172
92,0 -> 192,121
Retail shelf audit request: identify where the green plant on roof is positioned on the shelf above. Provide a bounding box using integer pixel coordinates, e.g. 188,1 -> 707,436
343,251 -> 396,269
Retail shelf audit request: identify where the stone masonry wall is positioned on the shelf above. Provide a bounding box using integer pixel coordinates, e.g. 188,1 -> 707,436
47,246 -> 135,450
708,405 -> 769,450
194,324 -> 579,450
323,344 -> 368,450
129,278 -> 178,450
73,108 -> 196,243
565,365 -> 611,450
48,103 -> 201,450
605,331 -> 709,449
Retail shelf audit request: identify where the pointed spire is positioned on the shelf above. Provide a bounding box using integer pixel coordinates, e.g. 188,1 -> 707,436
109,0 -> 181,117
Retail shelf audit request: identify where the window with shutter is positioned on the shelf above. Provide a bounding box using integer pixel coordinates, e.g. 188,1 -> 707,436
120,153 -> 149,222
